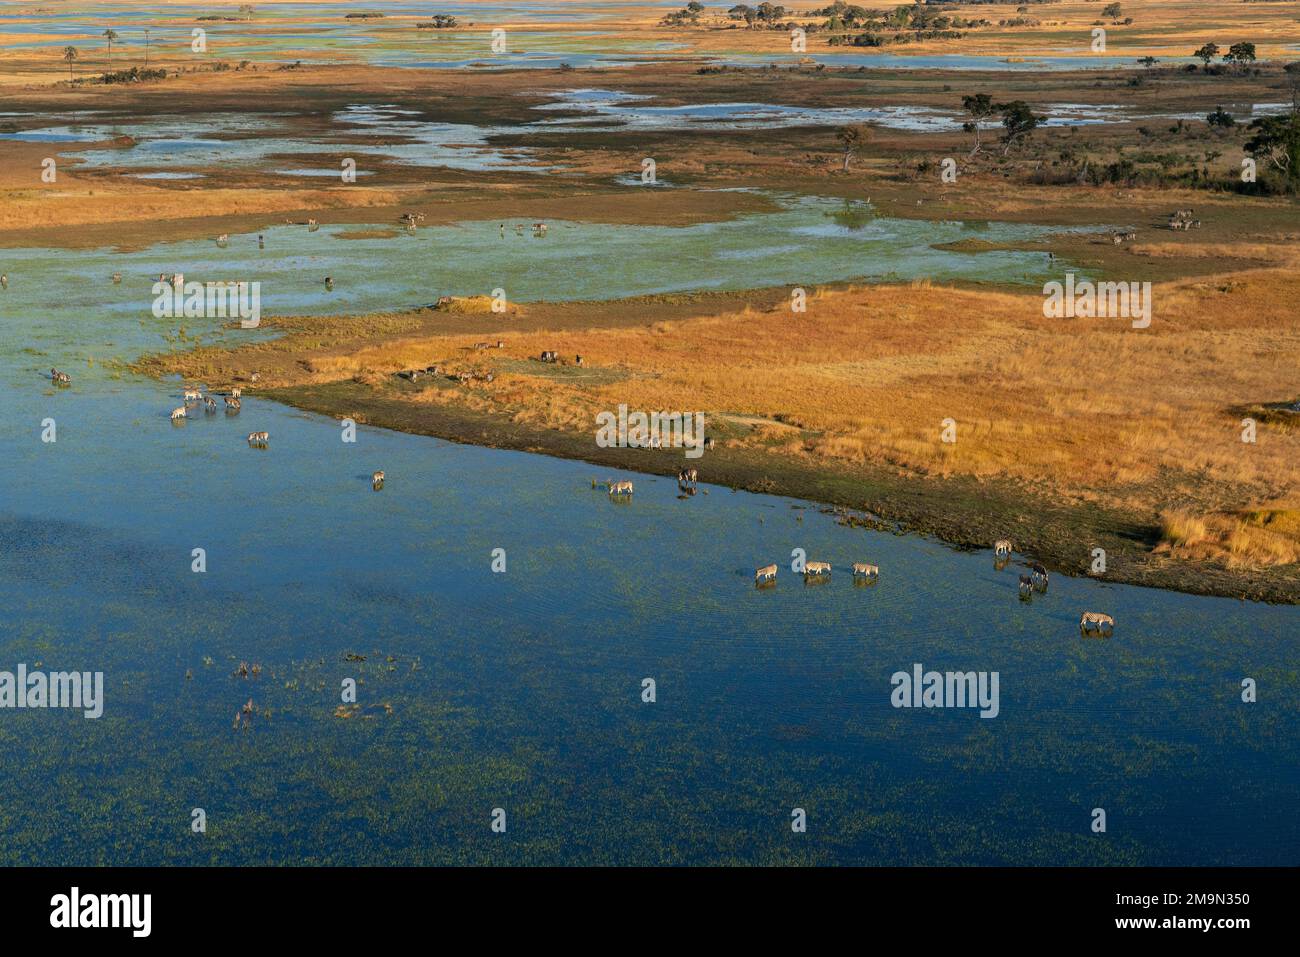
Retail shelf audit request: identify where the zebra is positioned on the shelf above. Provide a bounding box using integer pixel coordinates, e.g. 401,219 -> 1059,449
803,561 -> 831,577
607,480 -> 634,496
994,539 -> 1012,558
1079,612 -> 1115,636
372,470 -> 385,488
755,563 -> 777,584
170,406 -> 186,420
247,431 -> 269,445
852,562 -> 879,580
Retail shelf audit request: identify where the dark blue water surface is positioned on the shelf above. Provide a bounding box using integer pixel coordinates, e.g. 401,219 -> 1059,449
0,200 -> 1295,865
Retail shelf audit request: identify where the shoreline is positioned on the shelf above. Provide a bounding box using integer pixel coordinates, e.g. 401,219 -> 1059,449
262,378 -> 1299,605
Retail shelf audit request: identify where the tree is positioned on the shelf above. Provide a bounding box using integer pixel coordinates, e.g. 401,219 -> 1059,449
62,45 -> 77,82
1138,56 -> 1158,69
1193,43 -> 1219,67
239,4 -> 256,20
686,1 -> 704,11
1101,2 -> 1122,20
835,123 -> 871,171
997,101 -> 1042,155
1206,106 -> 1235,129
960,92 -> 996,155
1244,114 -> 1300,190
1224,42 -> 1256,71
103,28 -> 118,68
143,27 -> 150,69
1284,62 -> 1300,112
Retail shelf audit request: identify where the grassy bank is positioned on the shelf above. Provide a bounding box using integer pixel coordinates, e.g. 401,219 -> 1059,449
134,273 -> 1300,603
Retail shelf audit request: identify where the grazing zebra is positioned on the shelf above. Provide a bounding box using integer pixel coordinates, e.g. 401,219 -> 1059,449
216,234 -> 229,247
474,341 -> 490,350
183,389 -> 201,403
372,470 -> 384,487
50,368 -> 70,385
678,467 -> 698,487
703,437 -> 715,451
224,396 -> 241,413
575,354 -> 584,367
1018,574 -> 1034,598
324,276 -> 334,291
1079,612 -> 1115,636
111,272 -> 122,284
607,480 -> 634,496
852,562 -> 879,579
249,373 -> 260,383
1030,562 -> 1049,591
533,222 -> 548,236
170,406 -> 186,420
247,431 -> 269,445
203,396 -> 217,413
803,561 -> 831,577
994,539 -> 1012,558
755,563 -> 777,584
0,274 -> 7,289
307,219 -> 319,231
456,371 -> 473,383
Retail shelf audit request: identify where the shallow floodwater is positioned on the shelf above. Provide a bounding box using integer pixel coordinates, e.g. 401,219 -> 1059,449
0,195 -> 1076,321
0,200 -> 1295,865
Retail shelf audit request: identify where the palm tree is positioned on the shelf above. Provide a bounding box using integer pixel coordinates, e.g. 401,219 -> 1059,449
102,28 -> 118,69
143,28 -> 150,69
62,45 -> 78,82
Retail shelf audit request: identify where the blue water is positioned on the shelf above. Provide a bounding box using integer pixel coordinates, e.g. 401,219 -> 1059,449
0,199 -> 1294,862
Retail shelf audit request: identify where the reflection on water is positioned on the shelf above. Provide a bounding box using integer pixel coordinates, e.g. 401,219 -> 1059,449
0,196 -> 1295,865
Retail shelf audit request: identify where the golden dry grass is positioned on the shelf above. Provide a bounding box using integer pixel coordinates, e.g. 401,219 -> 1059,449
1158,507 -> 1300,567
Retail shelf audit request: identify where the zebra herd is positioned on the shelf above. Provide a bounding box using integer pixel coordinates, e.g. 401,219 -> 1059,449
753,561 -> 879,585
167,384 -> 244,424
756,536 -> 1113,636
